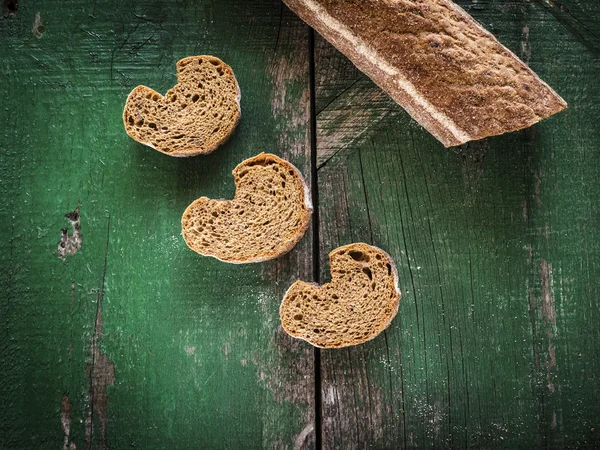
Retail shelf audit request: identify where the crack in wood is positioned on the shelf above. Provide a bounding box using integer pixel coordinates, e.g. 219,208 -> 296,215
316,76 -> 361,117
309,28 -> 323,450
534,0 -> 600,54
85,216 -> 114,450
316,84 -> 394,169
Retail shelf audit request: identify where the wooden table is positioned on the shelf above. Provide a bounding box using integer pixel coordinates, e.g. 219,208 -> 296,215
1,0 -> 599,448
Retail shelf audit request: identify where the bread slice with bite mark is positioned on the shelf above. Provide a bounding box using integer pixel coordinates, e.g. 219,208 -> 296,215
280,243 -> 401,348
123,55 -> 241,157
181,153 -> 312,263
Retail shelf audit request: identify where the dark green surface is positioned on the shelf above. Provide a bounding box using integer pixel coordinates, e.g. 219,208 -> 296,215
1,0 -> 600,449
316,0 -> 600,448
1,1 -> 314,449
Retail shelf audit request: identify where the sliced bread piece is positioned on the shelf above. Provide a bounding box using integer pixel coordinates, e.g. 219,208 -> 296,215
123,55 -> 241,156
280,243 -> 401,348
181,153 -> 312,263
283,0 -> 566,147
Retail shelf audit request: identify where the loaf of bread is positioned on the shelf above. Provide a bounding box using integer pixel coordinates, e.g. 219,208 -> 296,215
283,0 -> 567,147
123,55 -> 240,156
182,153 -> 312,263
280,243 -> 400,348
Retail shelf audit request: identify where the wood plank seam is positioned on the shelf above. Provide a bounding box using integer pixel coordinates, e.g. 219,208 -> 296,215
308,27 -> 323,450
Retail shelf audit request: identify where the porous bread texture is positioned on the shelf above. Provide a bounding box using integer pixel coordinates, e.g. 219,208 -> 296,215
282,0 -> 567,147
123,55 -> 241,156
181,153 -> 312,263
280,243 -> 401,348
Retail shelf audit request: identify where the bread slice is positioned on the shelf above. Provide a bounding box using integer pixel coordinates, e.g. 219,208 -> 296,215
181,153 -> 312,263
280,243 -> 401,348
123,55 -> 241,156
283,0 -> 567,147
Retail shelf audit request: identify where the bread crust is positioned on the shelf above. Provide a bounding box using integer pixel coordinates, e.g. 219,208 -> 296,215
280,243 -> 401,348
181,153 -> 313,263
123,55 -> 241,156
283,0 -> 567,147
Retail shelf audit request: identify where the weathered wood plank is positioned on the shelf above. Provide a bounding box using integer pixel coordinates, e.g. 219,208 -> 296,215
0,1 -> 314,448
315,35 -> 401,169
315,0 -> 600,448
533,0 -> 600,54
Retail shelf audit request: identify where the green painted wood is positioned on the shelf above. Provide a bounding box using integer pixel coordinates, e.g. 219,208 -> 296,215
3,0 -> 600,448
0,1 -> 315,449
315,0 -> 600,448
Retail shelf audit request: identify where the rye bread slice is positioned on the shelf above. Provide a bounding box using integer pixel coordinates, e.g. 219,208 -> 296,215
181,153 -> 312,263
280,243 -> 401,348
283,0 -> 567,147
123,55 -> 241,156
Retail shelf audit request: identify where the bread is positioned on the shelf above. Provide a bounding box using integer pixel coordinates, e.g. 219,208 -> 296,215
280,243 -> 400,348
181,153 -> 312,263
123,55 -> 241,156
283,0 -> 567,147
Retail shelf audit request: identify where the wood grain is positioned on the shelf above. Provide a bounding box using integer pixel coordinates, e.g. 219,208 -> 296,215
2,0 -> 600,448
315,0 -> 600,447
0,1 -> 314,448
